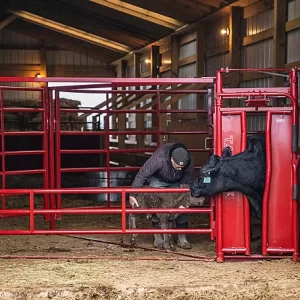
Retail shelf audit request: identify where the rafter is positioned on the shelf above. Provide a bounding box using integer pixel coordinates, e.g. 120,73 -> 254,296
89,0 -> 185,29
0,14 -> 17,31
8,9 -> 132,53
198,0 -> 221,8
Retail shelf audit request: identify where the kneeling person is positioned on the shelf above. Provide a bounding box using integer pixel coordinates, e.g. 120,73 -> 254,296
129,143 -> 195,249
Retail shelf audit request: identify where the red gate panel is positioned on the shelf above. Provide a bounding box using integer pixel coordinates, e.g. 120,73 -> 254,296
262,111 -> 295,253
219,112 -> 250,255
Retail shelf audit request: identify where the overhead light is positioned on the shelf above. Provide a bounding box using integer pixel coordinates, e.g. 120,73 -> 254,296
145,58 -> 151,64
35,73 -> 42,78
220,28 -> 230,35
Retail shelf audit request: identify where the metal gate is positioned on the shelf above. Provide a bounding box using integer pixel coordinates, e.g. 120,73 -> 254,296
214,68 -> 299,262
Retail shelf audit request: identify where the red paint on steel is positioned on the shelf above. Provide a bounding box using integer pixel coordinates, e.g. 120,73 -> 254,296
215,68 -> 299,262
266,112 -> 294,252
220,112 -> 249,255
0,89 -> 5,210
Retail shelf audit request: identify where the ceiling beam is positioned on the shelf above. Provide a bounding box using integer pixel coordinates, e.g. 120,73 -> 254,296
0,14 -> 17,30
8,9 -> 132,53
198,0 -> 220,8
174,0 -> 212,13
89,0 -> 185,29
9,20 -> 121,62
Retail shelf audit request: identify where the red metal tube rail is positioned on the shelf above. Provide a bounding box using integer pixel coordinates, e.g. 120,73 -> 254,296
0,187 -> 213,237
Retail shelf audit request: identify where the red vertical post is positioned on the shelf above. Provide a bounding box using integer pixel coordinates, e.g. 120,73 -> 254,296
156,91 -> 161,148
290,68 -> 299,262
0,89 -> 5,209
241,111 -> 251,255
42,87 -> 50,221
55,90 -> 61,219
121,189 -> 126,233
29,191 -> 35,233
215,70 -> 224,262
105,93 -> 111,207
48,89 -> 56,229
262,111 -> 272,255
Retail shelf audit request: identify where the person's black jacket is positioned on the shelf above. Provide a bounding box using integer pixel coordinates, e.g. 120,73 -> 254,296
131,143 -> 194,191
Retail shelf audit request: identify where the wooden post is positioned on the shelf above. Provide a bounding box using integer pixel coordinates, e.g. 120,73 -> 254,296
273,0 -> 286,87
150,45 -> 160,144
171,35 -> 179,123
229,6 -> 242,106
196,24 -> 205,120
118,60 -> 127,149
134,53 -> 145,148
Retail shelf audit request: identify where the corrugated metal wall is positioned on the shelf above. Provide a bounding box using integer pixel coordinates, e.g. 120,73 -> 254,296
206,53 -> 229,76
205,16 -> 229,77
46,51 -> 103,66
241,8 -> 274,132
287,0 -> 300,64
0,29 -> 106,101
178,39 -> 196,109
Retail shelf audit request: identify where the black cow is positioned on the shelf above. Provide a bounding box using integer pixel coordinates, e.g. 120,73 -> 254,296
190,134 -> 266,219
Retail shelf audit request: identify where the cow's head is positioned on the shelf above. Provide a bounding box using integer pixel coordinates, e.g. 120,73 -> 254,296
189,147 -> 232,197
199,146 -> 232,176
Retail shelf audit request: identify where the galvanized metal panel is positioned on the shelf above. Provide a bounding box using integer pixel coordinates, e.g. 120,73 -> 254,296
205,53 -> 229,77
178,63 -> 196,109
288,0 -> 300,21
0,29 -> 39,46
241,39 -> 273,68
244,9 -> 273,36
0,50 -> 40,65
287,29 -> 300,63
1,81 -> 41,101
179,40 -> 196,60
46,50 -> 102,66
205,16 -> 229,49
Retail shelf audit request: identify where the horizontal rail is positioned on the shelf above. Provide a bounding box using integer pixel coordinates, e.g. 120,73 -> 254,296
0,229 -> 212,235
0,77 -> 215,84
0,207 -> 211,215
0,150 -> 45,156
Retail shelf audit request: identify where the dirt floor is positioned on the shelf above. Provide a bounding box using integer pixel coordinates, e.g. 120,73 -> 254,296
0,197 -> 299,299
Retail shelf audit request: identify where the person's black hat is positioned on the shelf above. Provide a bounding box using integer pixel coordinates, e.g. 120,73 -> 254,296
172,147 -> 189,167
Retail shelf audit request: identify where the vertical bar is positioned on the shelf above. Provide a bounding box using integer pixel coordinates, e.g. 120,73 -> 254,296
121,189 -> 126,233
29,191 -> 35,233
290,68 -> 299,262
156,91 -> 161,148
48,89 -> 56,229
55,90 -> 61,219
215,70 -> 224,262
0,89 -> 5,209
209,197 -> 215,240
105,92 -> 111,207
262,111 -> 272,255
241,111 -> 251,255
42,87 -> 50,221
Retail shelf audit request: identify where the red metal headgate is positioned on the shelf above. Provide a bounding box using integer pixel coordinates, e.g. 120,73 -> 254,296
214,68 -> 299,262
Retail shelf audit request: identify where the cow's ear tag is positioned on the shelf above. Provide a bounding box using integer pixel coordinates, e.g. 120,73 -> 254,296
203,177 -> 211,184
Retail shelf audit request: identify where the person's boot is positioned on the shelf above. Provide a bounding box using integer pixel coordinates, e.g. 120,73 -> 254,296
152,221 -> 164,249
176,222 -> 191,249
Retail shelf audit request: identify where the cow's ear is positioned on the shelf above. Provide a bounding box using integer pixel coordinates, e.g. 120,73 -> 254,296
222,147 -> 232,157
